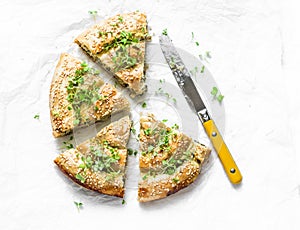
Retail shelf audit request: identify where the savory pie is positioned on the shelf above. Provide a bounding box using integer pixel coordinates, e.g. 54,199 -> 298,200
138,114 -> 211,202
54,116 -> 131,198
74,11 -> 149,96
49,53 -> 130,137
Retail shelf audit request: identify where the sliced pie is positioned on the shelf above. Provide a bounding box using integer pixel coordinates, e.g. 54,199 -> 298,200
49,53 -> 130,137
54,116 -> 131,198
138,114 -> 211,202
74,11 -> 149,96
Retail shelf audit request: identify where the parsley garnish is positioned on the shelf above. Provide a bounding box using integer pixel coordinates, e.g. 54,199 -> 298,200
112,46 -> 137,72
74,201 -> 83,212
62,136 -> 74,150
127,148 -> 138,156
172,178 -> 179,183
88,10 -> 97,15
141,102 -> 147,108
103,31 -> 139,51
217,94 -> 224,102
200,65 -> 205,73
191,32 -> 195,41
211,86 -> 224,102
205,51 -> 211,58
130,127 -> 136,135
195,41 -> 199,46
34,114 -> 40,119
118,16 -> 123,22
162,119 -> 168,123
122,199 -> 126,205
162,28 -> 168,36
75,173 -> 86,183
66,61 -> 102,125
211,86 -> 218,96
144,128 -> 152,136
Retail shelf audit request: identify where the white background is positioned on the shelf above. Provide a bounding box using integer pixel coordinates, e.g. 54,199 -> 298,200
0,0 -> 299,229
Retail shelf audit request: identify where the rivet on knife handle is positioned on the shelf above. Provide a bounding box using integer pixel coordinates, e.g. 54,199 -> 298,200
202,117 -> 242,184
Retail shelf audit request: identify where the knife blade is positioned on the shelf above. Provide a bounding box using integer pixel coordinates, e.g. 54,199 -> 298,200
159,35 -> 242,184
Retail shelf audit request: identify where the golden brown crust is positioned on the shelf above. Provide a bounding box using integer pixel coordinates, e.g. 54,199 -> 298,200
49,53 -> 130,138
74,11 -> 148,56
54,149 -> 125,197
74,12 -> 148,96
138,161 -> 200,202
49,53 -> 77,137
54,116 -> 131,198
138,114 -> 211,202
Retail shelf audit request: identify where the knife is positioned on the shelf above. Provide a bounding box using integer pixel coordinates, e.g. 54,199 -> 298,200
159,35 -> 242,184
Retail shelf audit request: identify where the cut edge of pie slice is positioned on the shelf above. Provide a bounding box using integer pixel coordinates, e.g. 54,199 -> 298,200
74,11 -> 149,97
49,53 -> 130,138
54,116 -> 132,198
138,113 -> 211,202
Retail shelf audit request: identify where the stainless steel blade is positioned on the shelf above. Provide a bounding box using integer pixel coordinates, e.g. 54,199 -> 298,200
159,35 -> 207,114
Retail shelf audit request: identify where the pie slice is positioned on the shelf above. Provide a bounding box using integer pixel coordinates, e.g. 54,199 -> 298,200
74,11 -> 149,96
49,53 -> 130,137
138,114 -> 211,202
54,116 -> 131,198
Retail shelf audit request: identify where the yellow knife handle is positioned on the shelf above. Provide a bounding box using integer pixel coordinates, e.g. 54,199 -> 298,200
203,119 -> 242,184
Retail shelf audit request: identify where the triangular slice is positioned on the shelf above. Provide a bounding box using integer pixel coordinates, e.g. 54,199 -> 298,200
138,114 -> 211,202
74,11 -> 149,96
49,53 -> 130,137
54,116 -> 131,198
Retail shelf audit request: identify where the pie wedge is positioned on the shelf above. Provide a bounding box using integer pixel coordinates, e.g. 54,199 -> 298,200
138,114 -> 211,202
54,116 -> 131,198
74,11 -> 149,96
49,53 -> 130,137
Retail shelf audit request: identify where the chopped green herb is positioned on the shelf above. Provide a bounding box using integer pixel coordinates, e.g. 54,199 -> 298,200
211,86 -> 224,102
74,201 -> 83,212
130,127 -> 136,135
66,61 -> 102,125
75,173 -> 86,183
118,16 -> 123,22
52,110 -> 60,117
206,51 -> 211,58
103,31 -> 139,52
127,148 -> 138,156
142,174 -> 148,180
159,79 -> 165,84
199,51 -> 212,62
195,41 -> 199,46
162,28 -> 168,36
144,128 -> 152,136
141,102 -> 147,108
62,136 -> 74,150
172,123 -> 179,130
217,94 -> 224,102
172,178 -> 179,183
162,119 -> 168,123
211,87 -> 218,96
191,32 -> 195,41
34,114 -> 40,119
122,199 -> 126,205
200,65 -> 205,73
88,10 -> 97,15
